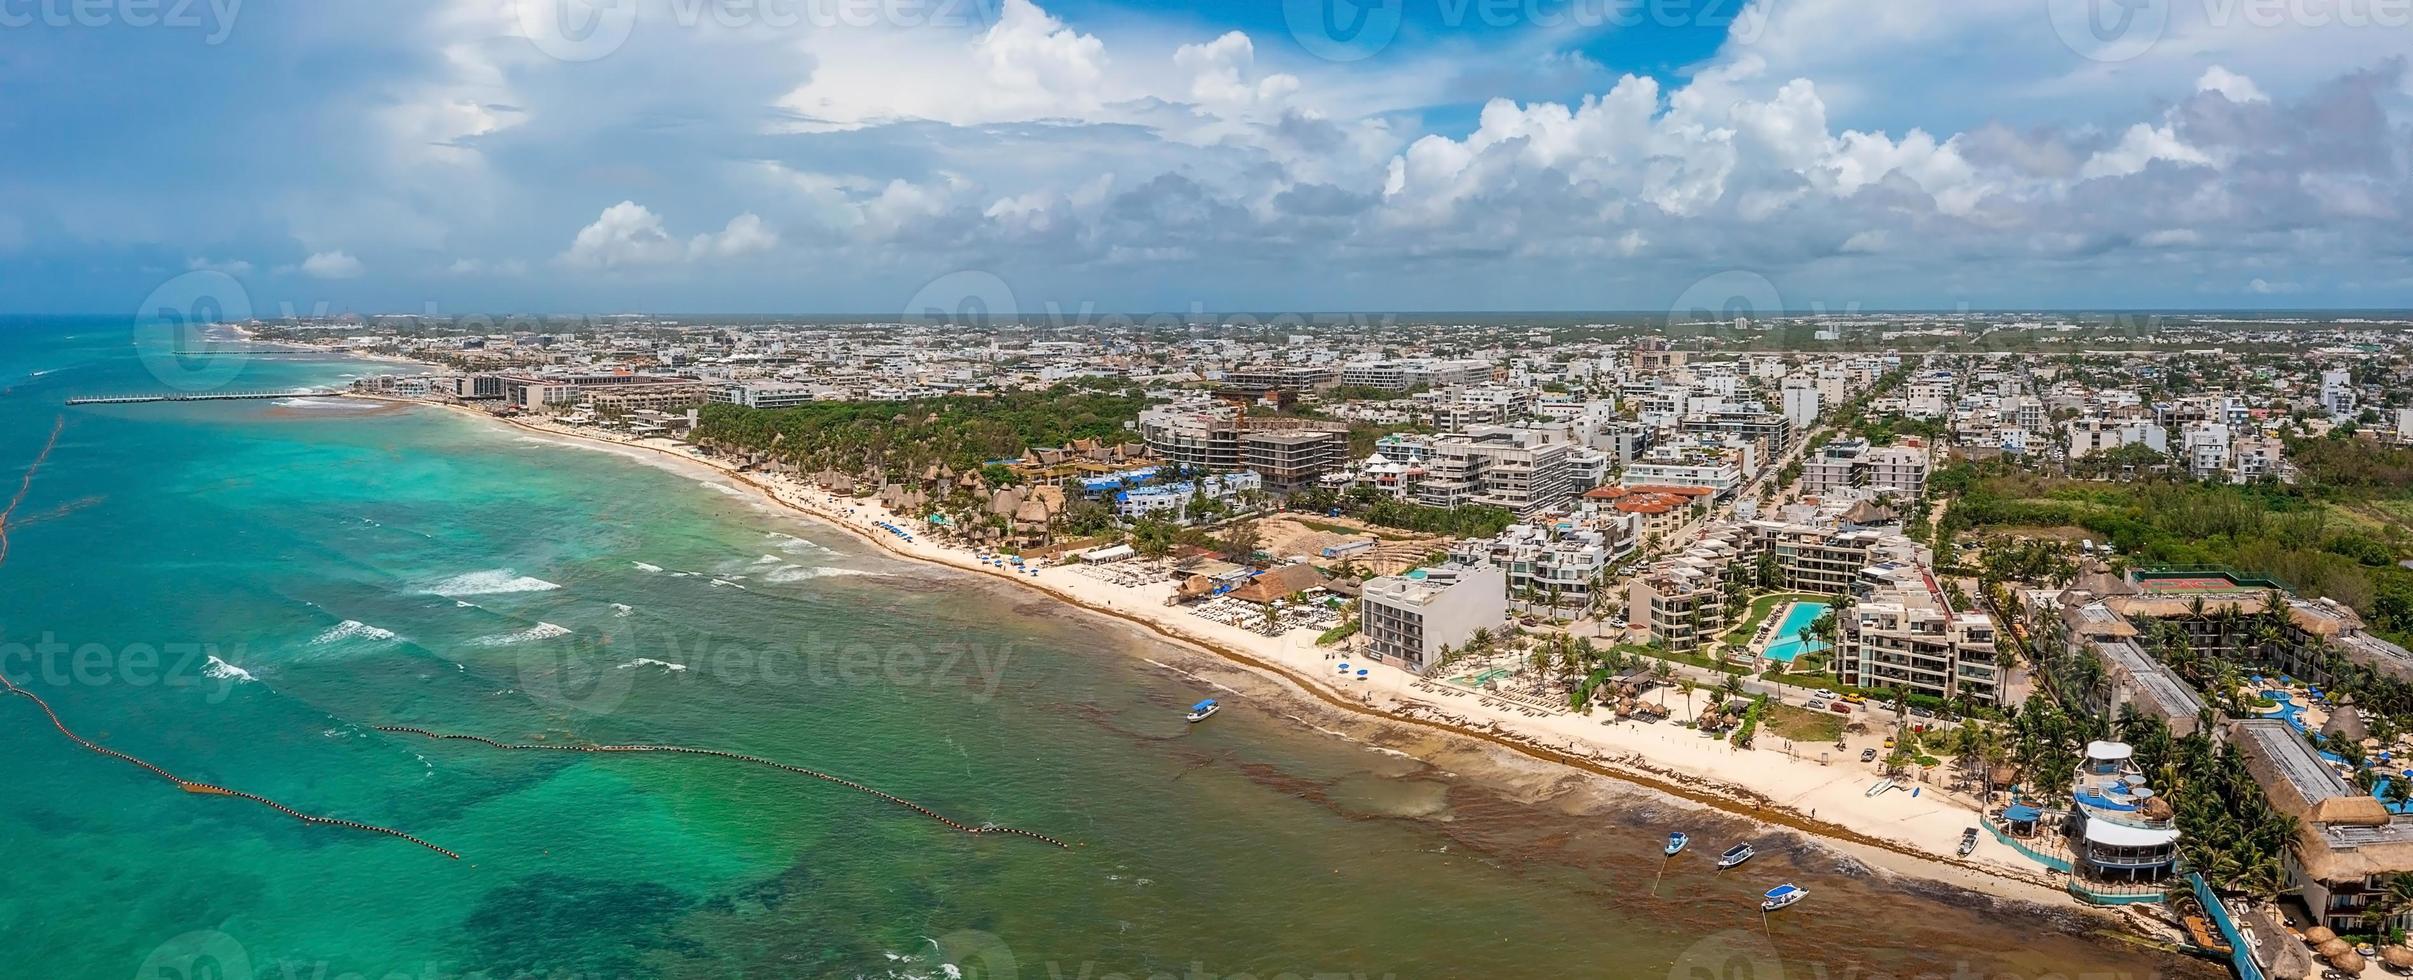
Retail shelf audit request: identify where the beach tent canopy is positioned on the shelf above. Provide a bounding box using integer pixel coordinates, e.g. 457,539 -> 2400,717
2002,805 -> 2043,823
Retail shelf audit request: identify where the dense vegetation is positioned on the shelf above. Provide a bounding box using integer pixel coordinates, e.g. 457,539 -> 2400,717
1933,456 -> 2413,644
693,387 -> 1156,474
1288,487 -> 1517,538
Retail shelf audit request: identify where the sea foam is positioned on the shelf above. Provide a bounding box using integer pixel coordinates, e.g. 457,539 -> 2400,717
763,565 -> 886,584
616,658 -> 687,672
428,569 -> 562,597
470,622 -> 572,647
312,620 -> 399,645
204,655 -> 257,683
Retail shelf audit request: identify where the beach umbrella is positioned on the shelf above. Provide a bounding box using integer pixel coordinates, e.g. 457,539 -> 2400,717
2305,926 -> 2337,945
2329,949 -> 2365,973
2383,946 -> 2413,970
2316,937 -> 2350,958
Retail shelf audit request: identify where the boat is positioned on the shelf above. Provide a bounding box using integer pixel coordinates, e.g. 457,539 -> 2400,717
1716,843 -> 1755,870
1957,827 -> 1980,857
1760,884 -> 1807,912
1865,778 -> 1896,798
1186,699 -> 1220,723
1664,832 -> 1689,857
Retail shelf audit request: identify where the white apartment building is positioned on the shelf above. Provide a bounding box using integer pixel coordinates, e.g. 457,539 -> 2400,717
1836,567 -> 2004,703
711,381 -> 827,409
1781,376 -> 1822,430
1414,428 -> 1581,515
2066,417 -> 2169,457
1623,453 -> 1744,499
1863,444 -> 1930,499
1359,563 -> 1511,671
2322,368 -> 2357,418
1451,523 -> 1632,613
1340,359 -> 1493,391
2180,420 -> 2231,480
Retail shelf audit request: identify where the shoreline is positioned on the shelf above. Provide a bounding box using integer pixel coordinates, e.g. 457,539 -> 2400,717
343,393 -> 2150,927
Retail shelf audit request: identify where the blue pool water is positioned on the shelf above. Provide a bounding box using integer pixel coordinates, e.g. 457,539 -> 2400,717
1762,602 -> 1832,663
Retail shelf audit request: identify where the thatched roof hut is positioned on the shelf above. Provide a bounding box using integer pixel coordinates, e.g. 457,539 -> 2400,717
2248,906 -> 2317,979
2325,704 -> 2371,745
1227,563 -> 1329,605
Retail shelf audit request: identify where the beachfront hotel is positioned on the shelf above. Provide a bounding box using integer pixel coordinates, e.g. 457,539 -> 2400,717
2231,718 -> 2413,934
1834,564 -> 2004,703
1135,400 -> 1350,493
1358,562 -> 1511,672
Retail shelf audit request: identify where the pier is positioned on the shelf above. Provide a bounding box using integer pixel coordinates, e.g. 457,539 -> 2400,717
64,389 -> 341,406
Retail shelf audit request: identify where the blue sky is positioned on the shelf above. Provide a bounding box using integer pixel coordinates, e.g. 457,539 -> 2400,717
2,0 -> 2409,315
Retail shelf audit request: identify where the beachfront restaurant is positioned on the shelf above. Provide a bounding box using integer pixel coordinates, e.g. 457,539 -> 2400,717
2064,741 -> 2181,881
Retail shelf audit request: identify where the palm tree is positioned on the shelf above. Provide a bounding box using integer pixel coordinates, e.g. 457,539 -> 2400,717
1676,678 -> 1696,720
2365,873 -> 2413,934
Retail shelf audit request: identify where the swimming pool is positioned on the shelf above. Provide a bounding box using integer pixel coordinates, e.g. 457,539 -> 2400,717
1762,601 -> 1832,663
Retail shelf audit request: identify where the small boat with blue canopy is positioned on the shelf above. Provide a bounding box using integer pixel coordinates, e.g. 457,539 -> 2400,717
1664,832 -> 1688,857
1186,699 -> 1220,723
1761,884 -> 1806,912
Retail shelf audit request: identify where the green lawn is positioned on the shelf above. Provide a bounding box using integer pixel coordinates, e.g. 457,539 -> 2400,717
1764,703 -> 1846,743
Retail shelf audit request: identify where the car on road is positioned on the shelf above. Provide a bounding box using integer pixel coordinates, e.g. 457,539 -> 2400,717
1828,701 -> 1853,714
1909,706 -> 1934,719
1842,693 -> 1866,705
1859,748 -> 1878,763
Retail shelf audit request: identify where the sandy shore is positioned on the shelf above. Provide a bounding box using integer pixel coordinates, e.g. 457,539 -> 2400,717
335,392 -> 2149,925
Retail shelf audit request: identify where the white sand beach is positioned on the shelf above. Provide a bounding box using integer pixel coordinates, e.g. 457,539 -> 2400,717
351,395 -> 2124,916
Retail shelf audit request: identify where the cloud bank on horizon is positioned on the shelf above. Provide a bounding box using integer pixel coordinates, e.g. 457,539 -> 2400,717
3,0 -> 2409,314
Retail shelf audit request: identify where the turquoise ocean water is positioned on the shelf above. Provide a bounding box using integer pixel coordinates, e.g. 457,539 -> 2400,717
0,317 -> 2208,978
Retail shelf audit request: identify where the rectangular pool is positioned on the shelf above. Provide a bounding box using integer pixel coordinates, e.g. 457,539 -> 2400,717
1762,601 -> 1832,663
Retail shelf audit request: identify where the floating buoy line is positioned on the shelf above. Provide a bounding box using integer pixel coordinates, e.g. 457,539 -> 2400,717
0,418 -> 1061,856
374,726 -> 1072,849
0,673 -> 462,859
